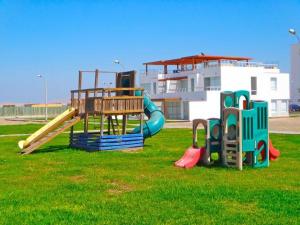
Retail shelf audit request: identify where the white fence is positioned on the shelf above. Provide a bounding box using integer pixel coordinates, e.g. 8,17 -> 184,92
0,106 -> 68,118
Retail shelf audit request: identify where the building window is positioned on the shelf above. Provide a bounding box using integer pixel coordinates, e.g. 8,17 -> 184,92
204,77 -> 220,90
179,80 -> 188,92
191,78 -> 195,92
153,82 -> 157,95
251,77 -> 257,95
271,100 -> 277,113
280,100 -> 287,112
166,102 -> 181,119
271,77 -> 277,91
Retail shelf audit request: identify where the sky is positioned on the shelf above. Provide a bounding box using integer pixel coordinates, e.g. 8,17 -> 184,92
0,0 -> 299,104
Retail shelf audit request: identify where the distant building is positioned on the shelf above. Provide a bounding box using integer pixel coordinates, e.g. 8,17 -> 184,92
140,54 -> 290,120
2,105 -> 15,108
290,43 -> 300,104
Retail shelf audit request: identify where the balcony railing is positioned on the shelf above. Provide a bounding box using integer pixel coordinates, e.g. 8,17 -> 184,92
204,86 -> 221,91
156,86 -> 220,94
140,60 -> 278,76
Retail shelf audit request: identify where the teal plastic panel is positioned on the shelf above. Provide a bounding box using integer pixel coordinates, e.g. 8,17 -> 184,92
241,109 -> 256,152
208,118 -> 222,152
234,90 -> 250,109
251,100 -> 269,168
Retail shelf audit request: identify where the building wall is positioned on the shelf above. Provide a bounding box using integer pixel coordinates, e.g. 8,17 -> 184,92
189,91 -> 221,120
291,43 -> 300,104
220,66 -> 289,117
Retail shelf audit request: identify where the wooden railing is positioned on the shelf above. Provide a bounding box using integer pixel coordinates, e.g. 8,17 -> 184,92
71,88 -> 144,115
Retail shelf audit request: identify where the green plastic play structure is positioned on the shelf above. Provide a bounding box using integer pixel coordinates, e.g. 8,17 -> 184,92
175,90 -> 280,170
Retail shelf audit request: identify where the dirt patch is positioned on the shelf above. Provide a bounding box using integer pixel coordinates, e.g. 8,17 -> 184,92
221,200 -> 257,214
121,147 -> 143,153
68,175 -> 87,183
20,175 -> 36,182
107,180 -> 134,196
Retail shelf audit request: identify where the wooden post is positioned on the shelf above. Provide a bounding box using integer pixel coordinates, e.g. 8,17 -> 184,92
94,69 -> 99,97
122,114 -> 127,134
139,113 -> 143,135
71,91 -> 74,108
84,90 -> 89,134
70,91 -> 75,145
70,125 -> 74,146
78,71 -> 82,90
192,59 -> 195,70
108,116 -> 111,135
100,89 -> 105,136
145,64 -> 148,76
180,64 -> 184,71
78,71 -> 82,112
107,90 -> 111,135
164,65 -> 168,74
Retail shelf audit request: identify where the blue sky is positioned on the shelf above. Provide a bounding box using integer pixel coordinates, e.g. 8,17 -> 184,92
0,0 -> 299,103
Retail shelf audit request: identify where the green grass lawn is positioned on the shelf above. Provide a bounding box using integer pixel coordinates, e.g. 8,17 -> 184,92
0,125 -> 299,224
0,118 -> 140,135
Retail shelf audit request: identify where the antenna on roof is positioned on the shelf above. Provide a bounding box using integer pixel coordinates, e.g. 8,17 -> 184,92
201,52 -> 205,56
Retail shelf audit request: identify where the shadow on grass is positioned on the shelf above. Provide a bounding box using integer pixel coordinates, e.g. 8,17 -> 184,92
34,145 -> 76,154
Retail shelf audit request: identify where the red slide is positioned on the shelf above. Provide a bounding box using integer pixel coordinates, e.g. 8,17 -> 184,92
269,139 -> 280,160
261,139 -> 280,161
175,146 -> 206,169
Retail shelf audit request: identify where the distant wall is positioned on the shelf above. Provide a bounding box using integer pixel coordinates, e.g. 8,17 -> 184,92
0,105 -> 68,118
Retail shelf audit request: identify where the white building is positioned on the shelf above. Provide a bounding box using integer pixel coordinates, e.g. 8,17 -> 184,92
140,54 -> 290,120
290,43 -> 300,104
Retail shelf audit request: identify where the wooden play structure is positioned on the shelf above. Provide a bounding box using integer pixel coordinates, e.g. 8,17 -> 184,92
18,70 -> 165,154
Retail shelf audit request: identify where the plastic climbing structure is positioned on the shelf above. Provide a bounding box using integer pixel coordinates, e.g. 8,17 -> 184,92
18,70 -> 165,154
175,90 -> 280,170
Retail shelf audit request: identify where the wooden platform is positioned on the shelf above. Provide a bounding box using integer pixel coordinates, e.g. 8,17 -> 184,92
71,88 -> 144,115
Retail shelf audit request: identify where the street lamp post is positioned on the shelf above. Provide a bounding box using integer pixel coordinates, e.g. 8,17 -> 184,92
288,28 -> 300,42
113,59 -> 125,71
37,75 -> 48,121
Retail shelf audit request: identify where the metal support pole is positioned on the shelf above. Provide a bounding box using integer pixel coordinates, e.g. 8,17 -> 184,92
44,78 -> 48,121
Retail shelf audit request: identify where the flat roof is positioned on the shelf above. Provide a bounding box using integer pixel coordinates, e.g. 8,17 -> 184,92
144,54 -> 252,66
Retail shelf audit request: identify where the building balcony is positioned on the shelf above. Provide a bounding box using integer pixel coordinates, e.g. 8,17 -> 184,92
148,86 -> 221,102
140,60 -> 279,77
157,86 -> 220,94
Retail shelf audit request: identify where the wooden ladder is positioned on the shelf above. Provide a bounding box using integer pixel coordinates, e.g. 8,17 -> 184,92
21,116 -> 81,155
110,115 -> 120,135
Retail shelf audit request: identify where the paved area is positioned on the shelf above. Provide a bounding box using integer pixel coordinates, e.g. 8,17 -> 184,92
268,117 -> 300,133
0,118 -> 46,125
165,116 -> 300,134
1,117 -> 300,135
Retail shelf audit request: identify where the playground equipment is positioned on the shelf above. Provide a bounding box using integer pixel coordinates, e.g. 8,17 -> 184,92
175,90 -> 280,170
18,70 -> 165,154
